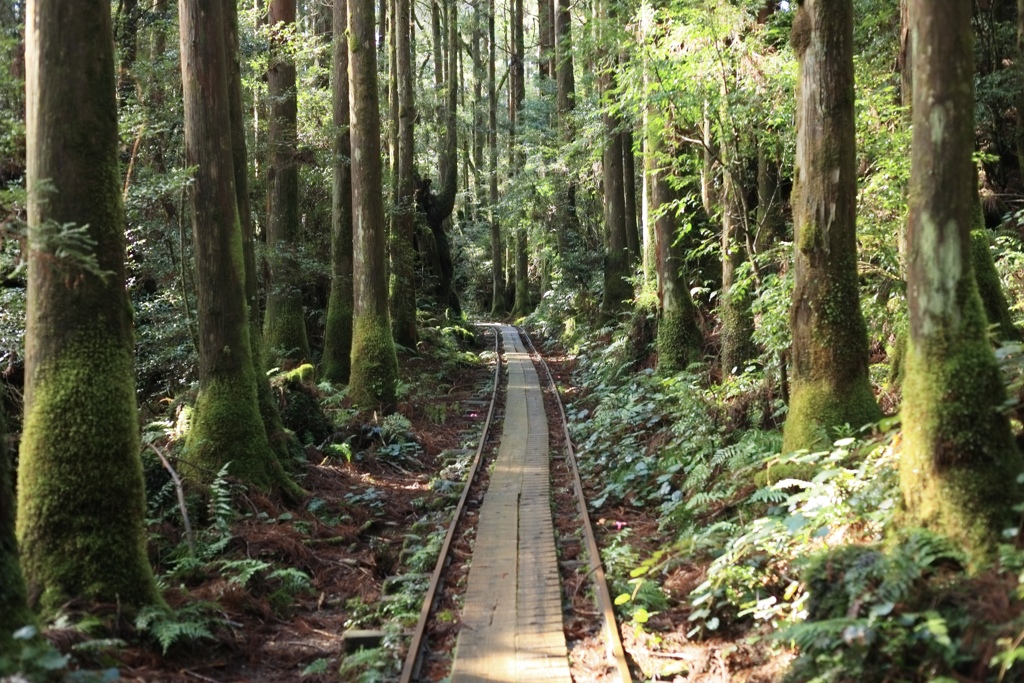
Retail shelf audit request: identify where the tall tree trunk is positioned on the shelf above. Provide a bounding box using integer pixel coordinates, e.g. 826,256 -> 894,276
783,0 -> 880,452
323,0 -> 356,381
554,0 -> 576,262
622,127 -> 640,263
510,0 -> 529,317
264,0 -> 311,364
599,39 -> 630,319
902,0 -> 1022,560
653,141 -> 701,372
19,0 -> 161,615
178,0 -> 298,496
390,0 -> 417,345
225,0 -> 300,466
349,0 -> 399,408
719,164 -> 755,375
1,404 -> 33,649
488,0 -> 504,317
538,0 -> 554,78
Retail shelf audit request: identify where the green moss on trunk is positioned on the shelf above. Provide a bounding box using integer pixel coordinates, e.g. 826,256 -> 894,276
0,411 -> 33,649
970,229 -> 1019,341
185,367 -> 303,500
600,249 -> 633,322
657,307 -> 701,373
720,286 -> 756,375
18,337 -> 162,615
901,280 -> 1021,562
263,280 -> 311,363
349,314 -> 399,409
322,289 -> 355,382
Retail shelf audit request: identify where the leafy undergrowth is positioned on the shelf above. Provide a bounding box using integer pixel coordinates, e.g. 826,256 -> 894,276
2,323 -> 494,683
546,317 -> 1024,683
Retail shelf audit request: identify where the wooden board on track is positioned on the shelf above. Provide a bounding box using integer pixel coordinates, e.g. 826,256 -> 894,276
449,326 -> 572,683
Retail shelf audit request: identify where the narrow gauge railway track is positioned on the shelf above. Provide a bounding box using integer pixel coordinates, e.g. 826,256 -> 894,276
399,324 -> 631,683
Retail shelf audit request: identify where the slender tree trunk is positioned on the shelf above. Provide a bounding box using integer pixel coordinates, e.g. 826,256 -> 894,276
755,138 -> 784,255
719,164 -> 755,375
555,0 -> 576,262
538,0 -> 554,78
264,0 -> 311,363
1,404 -> 33,649
349,0 -> 399,408
902,0 -> 1022,560
323,0 -> 356,381
653,141 -> 701,372
225,0 -> 300,465
599,39 -> 630,319
178,0 -> 298,496
390,0 -> 417,345
509,0 -> 529,317
783,0 -> 880,451
19,0 -> 161,615
488,0 -> 504,317
622,127 -> 640,262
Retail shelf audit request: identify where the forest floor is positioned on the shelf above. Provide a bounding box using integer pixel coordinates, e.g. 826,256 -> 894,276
48,329 -> 793,682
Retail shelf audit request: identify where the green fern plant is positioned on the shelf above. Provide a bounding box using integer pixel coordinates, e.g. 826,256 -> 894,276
135,603 -> 222,654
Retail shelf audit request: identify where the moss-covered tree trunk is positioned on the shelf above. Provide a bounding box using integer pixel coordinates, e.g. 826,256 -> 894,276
349,0 -> 399,408
323,0 -> 356,381
782,0 -> 880,452
653,143 -> 701,373
1,407 -> 32,648
389,0 -> 417,347
225,0 -> 300,466
19,0 -> 161,615
970,175 -> 1019,341
901,0 -> 1021,560
179,0 -> 299,496
264,0 -> 311,364
720,165 -> 756,376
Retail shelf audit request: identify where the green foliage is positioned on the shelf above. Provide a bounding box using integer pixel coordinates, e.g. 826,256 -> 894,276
0,626 -> 119,683
134,603 -> 220,655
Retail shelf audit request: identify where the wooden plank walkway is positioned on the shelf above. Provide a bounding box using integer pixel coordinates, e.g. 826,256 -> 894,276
450,326 -> 572,683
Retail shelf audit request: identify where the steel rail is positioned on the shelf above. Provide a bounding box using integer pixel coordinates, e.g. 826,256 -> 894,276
520,327 -> 633,683
399,324 -> 502,683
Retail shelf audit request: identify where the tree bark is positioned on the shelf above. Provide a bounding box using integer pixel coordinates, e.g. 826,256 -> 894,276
1,403 -> 33,649
653,142 -> 701,372
390,0 -> 417,345
323,0 -> 356,381
488,0 -> 504,317
225,0 -> 301,467
349,0 -> 399,408
178,0 -> 297,496
264,0 -> 311,364
19,0 -> 161,615
719,163 -> 755,375
599,42 -> 630,319
902,0 -> 1022,560
622,127 -> 640,263
782,0 -> 880,452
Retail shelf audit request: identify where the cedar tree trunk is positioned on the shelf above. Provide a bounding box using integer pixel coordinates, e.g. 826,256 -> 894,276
782,0 -> 880,451
349,0 -> 399,408
19,0 -> 161,614
901,0 -> 1022,560
179,0 -> 299,496
323,0 -> 356,380
264,0 -> 311,363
